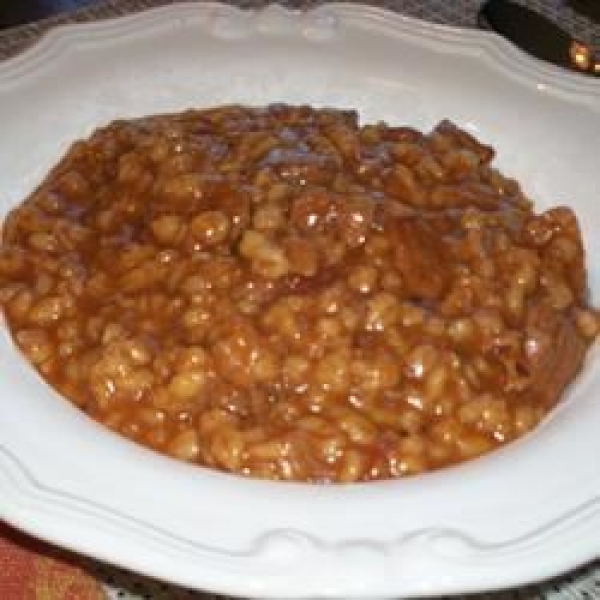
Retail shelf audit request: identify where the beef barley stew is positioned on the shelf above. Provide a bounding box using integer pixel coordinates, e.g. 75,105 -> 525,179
1,104 -> 597,482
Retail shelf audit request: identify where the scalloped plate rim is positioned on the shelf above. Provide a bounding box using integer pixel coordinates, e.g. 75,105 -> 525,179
0,1 -> 598,100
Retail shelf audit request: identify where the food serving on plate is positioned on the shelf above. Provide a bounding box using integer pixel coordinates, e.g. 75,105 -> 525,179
0,104 -> 597,483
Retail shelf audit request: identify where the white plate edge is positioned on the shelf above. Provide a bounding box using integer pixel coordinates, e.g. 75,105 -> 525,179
0,2 -> 598,105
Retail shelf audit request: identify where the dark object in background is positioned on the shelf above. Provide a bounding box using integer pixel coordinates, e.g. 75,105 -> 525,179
569,0 -> 600,23
0,0 -> 101,29
479,0 -> 599,76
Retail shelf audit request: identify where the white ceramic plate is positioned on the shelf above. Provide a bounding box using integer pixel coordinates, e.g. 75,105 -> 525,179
0,3 -> 599,598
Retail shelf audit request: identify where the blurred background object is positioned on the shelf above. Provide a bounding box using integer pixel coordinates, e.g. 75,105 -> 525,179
569,0 -> 600,22
480,0 -> 599,75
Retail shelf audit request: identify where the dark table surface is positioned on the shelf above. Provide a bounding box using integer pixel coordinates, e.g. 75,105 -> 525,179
1,0 -> 599,30
0,0 -> 102,29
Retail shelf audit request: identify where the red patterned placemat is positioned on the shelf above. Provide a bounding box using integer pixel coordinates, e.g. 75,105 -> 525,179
0,522 -> 106,600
